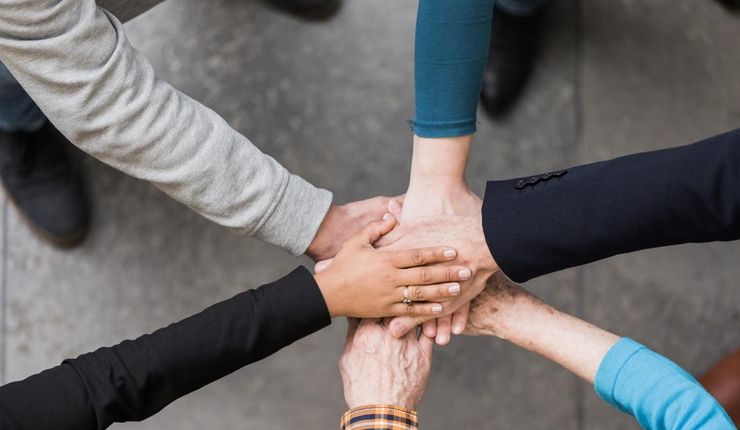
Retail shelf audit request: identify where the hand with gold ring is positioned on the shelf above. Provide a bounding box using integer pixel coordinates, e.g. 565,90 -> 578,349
314,214 -> 470,318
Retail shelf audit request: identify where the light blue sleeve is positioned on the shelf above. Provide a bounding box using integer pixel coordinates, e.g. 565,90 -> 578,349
595,338 -> 736,430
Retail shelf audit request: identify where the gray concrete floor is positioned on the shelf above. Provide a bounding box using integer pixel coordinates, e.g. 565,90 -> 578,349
1,0 -> 740,428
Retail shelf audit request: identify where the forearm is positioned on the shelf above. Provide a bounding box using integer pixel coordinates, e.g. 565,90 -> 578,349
470,280 -> 734,429
0,0 -> 332,255
0,267 -> 330,429
413,0 -> 494,138
491,306 -> 734,429
483,128 -> 740,282
470,283 -> 618,383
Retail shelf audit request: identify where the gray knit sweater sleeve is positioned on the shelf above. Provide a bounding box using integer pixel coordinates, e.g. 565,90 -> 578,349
0,0 -> 333,255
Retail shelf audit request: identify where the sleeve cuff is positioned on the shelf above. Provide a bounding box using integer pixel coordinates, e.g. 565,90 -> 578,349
411,118 -> 477,139
481,178 -> 536,283
259,266 -> 332,337
340,405 -> 419,430
253,174 -> 333,256
481,172 -> 573,283
594,338 -> 645,410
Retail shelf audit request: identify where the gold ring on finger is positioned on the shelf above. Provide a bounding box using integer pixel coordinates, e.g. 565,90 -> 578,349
402,286 -> 413,305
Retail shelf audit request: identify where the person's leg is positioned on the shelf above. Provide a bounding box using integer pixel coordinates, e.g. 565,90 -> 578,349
263,0 -> 340,19
0,62 -> 46,133
717,0 -> 740,10
0,61 -> 88,247
480,0 -> 549,116
495,0 -> 548,17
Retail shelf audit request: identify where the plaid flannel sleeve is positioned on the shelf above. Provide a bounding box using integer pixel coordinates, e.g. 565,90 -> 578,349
340,405 -> 419,430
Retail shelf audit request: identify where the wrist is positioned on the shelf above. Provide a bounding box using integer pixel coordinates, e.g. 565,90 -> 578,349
411,135 -> 472,179
306,205 -> 340,261
348,398 -> 417,410
313,272 -> 341,318
406,174 -> 471,196
468,281 -> 538,339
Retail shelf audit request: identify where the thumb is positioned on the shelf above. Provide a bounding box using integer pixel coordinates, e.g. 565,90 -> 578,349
388,195 -> 404,217
356,214 -> 396,245
314,259 -> 333,274
374,222 -> 404,248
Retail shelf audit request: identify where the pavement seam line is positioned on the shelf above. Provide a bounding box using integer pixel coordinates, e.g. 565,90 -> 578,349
573,0 -> 586,428
0,201 -> 7,385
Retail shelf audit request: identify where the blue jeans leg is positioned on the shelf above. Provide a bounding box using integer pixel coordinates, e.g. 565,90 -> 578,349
0,62 -> 46,133
496,0 -> 548,17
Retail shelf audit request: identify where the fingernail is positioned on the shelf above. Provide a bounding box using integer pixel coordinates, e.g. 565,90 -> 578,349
458,268 -> 471,280
383,213 -> 393,221
448,283 -> 460,295
443,249 -> 456,258
453,324 -> 464,334
437,335 -> 450,345
432,304 -> 443,313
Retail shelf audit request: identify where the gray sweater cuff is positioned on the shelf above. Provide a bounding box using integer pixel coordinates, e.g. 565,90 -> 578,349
252,174 -> 333,256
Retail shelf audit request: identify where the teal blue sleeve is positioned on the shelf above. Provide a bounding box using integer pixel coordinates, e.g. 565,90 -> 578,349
413,0 -> 494,138
595,338 -> 736,430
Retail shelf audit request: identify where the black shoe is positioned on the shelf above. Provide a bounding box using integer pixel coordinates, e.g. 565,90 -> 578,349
717,0 -> 740,10
0,121 -> 88,248
263,0 -> 341,19
480,4 -> 546,116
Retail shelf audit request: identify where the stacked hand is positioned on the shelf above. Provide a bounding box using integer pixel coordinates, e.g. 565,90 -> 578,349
307,195 -> 405,262
379,135 -> 498,345
340,318 -> 433,410
313,214 -> 473,318
378,211 -> 497,341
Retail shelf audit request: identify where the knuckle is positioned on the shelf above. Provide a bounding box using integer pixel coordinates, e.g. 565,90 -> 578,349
411,248 -> 425,265
406,304 -> 415,315
419,268 -> 432,283
413,287 -> 425,300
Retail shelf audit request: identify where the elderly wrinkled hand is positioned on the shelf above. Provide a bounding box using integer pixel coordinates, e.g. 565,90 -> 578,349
339,318 -> 434,410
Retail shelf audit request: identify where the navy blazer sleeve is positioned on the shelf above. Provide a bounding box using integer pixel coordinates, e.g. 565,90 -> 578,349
482,128 -> 740,282
0,266 -> 331,429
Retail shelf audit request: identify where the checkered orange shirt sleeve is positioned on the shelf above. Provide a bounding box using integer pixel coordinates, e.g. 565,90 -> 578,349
340,404 -> 419,429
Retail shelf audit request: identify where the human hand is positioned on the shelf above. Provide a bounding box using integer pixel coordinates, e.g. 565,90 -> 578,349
339,318 -> 434,410
313,214 -> 472,318
391,135 -> 488,345
377,214 -> 498,340
306,195 -> 404,262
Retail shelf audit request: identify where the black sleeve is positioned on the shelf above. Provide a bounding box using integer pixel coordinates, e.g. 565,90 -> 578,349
0,266 -> 330,429
482,128 -> 740,283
